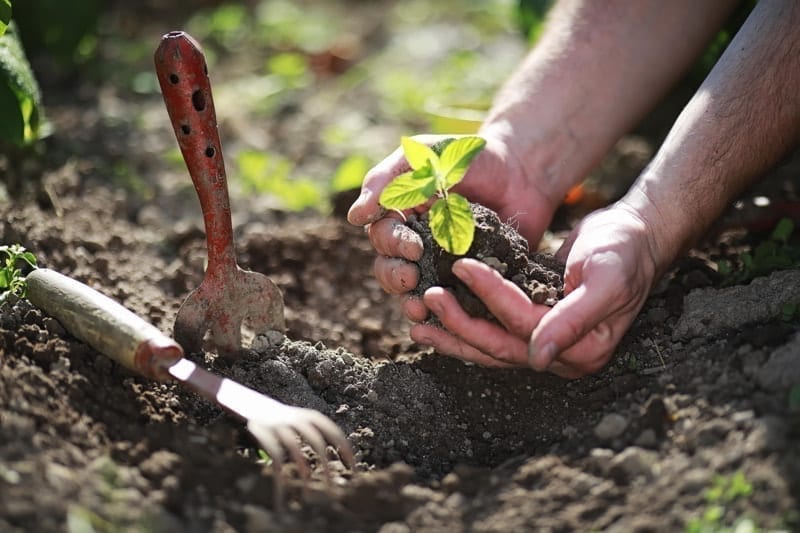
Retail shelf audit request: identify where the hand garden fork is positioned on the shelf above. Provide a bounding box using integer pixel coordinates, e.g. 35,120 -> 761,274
155,31 -> 284,356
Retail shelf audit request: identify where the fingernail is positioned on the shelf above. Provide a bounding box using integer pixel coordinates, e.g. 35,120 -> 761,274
452,261 -> 472,285
528,341 -> 558,370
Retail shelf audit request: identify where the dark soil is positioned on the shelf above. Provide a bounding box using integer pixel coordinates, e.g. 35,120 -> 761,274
410,202 -> 565,320
1,1 -> 799,532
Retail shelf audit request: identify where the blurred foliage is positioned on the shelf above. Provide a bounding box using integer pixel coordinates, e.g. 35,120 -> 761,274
0,0 -> 10,37
0,21 -> 43,146
11,0 -> 101,63
514,0 -> 553,42
236,150 -> 326,212
717,218 -> 800,285
331,155 -> 371,193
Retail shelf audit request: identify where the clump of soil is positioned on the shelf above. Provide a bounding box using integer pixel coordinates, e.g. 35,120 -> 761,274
408,202 -> 565,319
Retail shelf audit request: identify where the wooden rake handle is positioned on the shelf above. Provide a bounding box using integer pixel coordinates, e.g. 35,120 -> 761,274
26,268 -> 183,381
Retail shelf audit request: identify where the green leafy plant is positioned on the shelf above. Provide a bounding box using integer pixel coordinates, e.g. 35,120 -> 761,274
717,218 -> 800,285
686,471 -> 756,533
330,154 -> 370,193
236,150 -> 325,212
0,20 -> 43,146
789,384 -> 800,412
379,136 -> 486,255
0,243 -> 37,302
0,0 -> 10,37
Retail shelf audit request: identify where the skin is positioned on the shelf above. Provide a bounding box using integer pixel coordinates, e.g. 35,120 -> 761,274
349,0 -> 800,378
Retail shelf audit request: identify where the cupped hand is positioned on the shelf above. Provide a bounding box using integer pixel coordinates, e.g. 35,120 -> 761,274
412,203 -> 663,378
348,133 -> 560,307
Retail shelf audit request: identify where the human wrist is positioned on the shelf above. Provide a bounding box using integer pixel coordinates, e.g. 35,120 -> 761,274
617,179 -> 692,280
478,118 -> 582,215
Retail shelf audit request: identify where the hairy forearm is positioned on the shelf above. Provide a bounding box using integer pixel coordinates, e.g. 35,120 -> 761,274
624,0 -> 800,272
480,0 -> 737,207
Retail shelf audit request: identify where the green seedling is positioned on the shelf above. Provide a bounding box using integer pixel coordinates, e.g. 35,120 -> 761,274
717,217 -> 800,285
0,243 -> 37,303
379,136 -> 486,255
686,471 -> 756,533
0,21 -> 44,146
789,384 -> 800,412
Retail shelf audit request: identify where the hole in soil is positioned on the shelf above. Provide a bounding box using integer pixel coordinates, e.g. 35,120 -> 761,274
181,124 -> 191,135
169,73 -> 179,84
192,90 -> 206,112
205,146 -> 215,158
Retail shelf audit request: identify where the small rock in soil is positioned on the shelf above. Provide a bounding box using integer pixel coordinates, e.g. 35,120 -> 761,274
594,413 -> 629,442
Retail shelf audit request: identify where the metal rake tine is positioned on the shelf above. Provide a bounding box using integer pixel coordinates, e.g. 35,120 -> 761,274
247,420 -> 287,511
274,425 -> 311,480
307,411 -> 355,468
291,418 -> 331,468
247,420 -> 287,468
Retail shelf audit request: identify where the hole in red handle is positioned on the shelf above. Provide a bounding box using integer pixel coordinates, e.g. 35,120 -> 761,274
205,146 -> 215,158
169,73 -> 179,84
181,124 -> 191,135
192,90 -> 206,112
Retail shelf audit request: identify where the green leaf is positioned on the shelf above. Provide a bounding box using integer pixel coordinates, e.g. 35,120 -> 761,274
379,168 -> 437,211
770,217 -> 794,243
789,384 -> 800,411
0,22 -> 43,145
429,193 -> 475,255
439,136 -> 486,189
0,0 -> 10,38
401,136 -> 438,172
330,154 -> 370,192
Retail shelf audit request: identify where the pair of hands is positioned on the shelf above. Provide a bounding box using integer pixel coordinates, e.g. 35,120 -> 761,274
348,135 -> 660,378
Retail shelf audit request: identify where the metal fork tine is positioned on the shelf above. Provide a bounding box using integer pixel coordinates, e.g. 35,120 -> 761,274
307,412 -> 356,468
291,419 -> 330,467
274,425 -> 311,480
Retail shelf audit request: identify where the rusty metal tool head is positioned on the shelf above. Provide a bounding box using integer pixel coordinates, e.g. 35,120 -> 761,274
26,268 -> 355,505
154,31 -> 285,356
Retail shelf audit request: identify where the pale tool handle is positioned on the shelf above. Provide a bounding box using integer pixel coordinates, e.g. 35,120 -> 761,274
26,268 -> 183,381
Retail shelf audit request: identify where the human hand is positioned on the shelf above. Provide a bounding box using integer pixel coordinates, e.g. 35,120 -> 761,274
348,134 -> 561,319
412,203 -> 662,378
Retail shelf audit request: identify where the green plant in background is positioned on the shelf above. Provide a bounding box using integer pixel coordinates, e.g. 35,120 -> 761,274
514,0 -> 553,43
717,218 -> 800,285
789,384 -> 800,412
0,0 -> 9,36
330,154 -> 370,193
0,18 -> 43,146
236,150 -> 325,212
0,243 -> 37,303
686,471 -> 756,533
379,136 -> 486,255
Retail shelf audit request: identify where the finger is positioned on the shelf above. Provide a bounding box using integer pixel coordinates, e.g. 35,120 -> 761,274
410,323 -> 517,368
401,295 -> 428,322
373,256 -> 420,295
368,216 -> 424,261
422,287 -> 529,366
451,258 -> 549,337
547,360 -> 590,379
347,146 -> 410,226
528,280 -> 623,371
549,315 -> 624,376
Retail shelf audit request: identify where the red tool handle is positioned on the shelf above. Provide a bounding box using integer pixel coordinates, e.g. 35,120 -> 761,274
154,31 -> 235,271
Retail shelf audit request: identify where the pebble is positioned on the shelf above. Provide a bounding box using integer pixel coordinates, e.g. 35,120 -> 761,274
594,413 -> 629,441
609,446 -> 659,483
634,429 -> 658,449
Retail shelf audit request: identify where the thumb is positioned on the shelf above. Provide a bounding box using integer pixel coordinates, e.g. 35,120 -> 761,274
527,282 -> 614,371
347,145 -> 410,226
